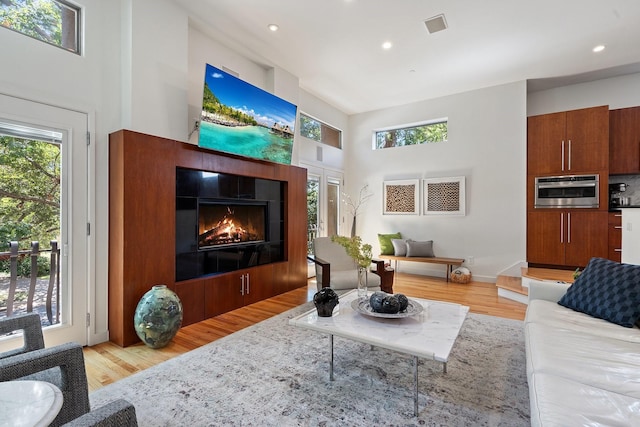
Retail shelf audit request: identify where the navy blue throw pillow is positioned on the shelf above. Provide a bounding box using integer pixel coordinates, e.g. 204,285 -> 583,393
558,257 -> 640,328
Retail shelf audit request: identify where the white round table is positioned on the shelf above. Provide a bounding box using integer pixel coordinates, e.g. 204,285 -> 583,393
0,380 -> 63,427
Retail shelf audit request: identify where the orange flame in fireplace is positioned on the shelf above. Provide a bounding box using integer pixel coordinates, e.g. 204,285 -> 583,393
198,205 -> 263,248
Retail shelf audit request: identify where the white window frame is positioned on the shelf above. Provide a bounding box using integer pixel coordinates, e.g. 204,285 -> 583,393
0,0 -> 82,55
299,112 -> 342,149
372,118 -> 448,150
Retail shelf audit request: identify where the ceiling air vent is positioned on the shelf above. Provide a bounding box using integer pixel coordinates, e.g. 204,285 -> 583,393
424,14 -> 448,34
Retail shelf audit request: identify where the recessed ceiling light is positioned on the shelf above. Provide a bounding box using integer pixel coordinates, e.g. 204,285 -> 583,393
267,24 -> 279,32
382,41 -> 392,50
593,44 -> 605,53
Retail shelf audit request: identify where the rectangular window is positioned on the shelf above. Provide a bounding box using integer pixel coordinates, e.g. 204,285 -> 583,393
299,113 -> 342,149
0,0 -> 81,54
374,119 -> 448,150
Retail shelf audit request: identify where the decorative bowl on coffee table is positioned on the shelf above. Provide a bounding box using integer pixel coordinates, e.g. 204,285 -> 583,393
351,297 -> 424,319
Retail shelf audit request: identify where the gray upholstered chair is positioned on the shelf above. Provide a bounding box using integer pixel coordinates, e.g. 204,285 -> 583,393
309,237 -> 392,292
0,312 -> 45,358
0,314 -> 138,427
62,399 -> 138,427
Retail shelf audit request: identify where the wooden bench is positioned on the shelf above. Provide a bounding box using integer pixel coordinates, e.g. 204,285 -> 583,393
379,255 -> 465,282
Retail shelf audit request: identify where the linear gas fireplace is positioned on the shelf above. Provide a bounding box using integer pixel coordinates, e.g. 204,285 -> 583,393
175,167 -> 285,281
198,202 -> 266,249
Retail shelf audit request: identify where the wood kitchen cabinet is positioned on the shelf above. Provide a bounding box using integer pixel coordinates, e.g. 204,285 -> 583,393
528,106 -> 609,176
527,210 -> 608,267
610,106 -> 640,175
608,212 -> 623,262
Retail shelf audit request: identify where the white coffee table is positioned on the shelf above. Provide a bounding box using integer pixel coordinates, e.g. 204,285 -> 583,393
289,289 -> 469,416
0,380 -> 63,427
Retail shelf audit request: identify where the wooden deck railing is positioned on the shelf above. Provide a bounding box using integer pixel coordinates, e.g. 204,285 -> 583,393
0,240 -> 60,325
307,225 -> 318,255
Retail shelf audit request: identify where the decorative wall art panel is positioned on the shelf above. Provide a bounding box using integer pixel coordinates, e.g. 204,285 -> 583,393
383,179 -> 419,215
423,176 -> 466,216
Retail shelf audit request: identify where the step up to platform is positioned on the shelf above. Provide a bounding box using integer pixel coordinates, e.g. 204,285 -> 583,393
496,267 -> 575,305
496,275 -> 528,305
521,267 -> 575,285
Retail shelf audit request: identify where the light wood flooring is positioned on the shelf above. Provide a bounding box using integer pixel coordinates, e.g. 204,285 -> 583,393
83,273 -> 526,392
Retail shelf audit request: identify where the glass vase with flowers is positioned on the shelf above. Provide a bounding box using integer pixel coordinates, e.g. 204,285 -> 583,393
331,235 -> 372,297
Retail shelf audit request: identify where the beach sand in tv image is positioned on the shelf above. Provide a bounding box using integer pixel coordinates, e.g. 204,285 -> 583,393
199,64 -> 297,165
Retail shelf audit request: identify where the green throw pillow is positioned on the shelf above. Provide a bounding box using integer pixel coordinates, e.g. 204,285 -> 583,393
378,232 -> 402,255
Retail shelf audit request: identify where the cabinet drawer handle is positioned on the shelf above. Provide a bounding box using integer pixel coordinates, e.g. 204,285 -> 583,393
567,212 -> 571,244
246,274 -> 250,294
560,213 -> 564,243
615,214 -> 622,217
614,226 -> 623,229
241,274 -> 245,295
614,249 -> 622,252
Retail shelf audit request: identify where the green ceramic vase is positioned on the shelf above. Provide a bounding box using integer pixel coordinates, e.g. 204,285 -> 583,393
134,284 -> 183,348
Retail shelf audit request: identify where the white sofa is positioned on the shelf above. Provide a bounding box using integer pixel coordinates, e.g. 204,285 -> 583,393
525,280 -> 640,426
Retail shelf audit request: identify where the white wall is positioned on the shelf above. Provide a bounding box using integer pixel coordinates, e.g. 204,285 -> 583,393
347,82 -> 528,281
527,72 -> 640,115
297,89 -> 348,170
126,0 -> 189,141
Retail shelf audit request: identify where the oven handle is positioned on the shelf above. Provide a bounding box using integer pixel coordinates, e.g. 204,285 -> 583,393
537,182 -> 597,189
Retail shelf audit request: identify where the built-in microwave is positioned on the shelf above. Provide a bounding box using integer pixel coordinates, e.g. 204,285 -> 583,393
534,174 -> 599,208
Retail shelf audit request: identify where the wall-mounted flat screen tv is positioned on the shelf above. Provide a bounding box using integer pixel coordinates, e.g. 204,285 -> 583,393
198,64 -> 298,165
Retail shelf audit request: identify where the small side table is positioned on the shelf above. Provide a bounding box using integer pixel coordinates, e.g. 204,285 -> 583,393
0,380 -> 63,427
372,259 -> 395,293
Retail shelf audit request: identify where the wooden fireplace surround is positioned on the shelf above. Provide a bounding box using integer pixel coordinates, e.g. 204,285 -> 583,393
109,130 -> 308,346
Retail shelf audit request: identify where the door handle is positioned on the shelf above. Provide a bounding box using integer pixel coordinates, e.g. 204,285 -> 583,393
561,140 -> 565,171
240,274 -> 245,295
246,274 -> 250,295
568,140 -> 572,171
567,212 -> 571,244
560,213 -> 564,244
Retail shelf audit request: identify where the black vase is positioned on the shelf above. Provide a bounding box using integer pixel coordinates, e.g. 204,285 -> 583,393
313,288 -> 339,317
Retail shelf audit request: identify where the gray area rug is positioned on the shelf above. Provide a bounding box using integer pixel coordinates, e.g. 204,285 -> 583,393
90,302 -> 530,426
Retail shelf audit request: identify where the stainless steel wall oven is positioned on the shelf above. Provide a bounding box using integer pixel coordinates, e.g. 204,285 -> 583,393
534,174 -> 599,208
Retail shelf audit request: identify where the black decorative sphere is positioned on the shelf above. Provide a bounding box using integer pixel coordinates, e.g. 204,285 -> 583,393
369,291 -> 387,312
313,288 -> 339,317
381,295 -> 401,314
396,294 -> 409,312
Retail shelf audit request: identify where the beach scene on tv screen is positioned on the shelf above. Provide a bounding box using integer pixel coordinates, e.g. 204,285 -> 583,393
199,64 -> 297,165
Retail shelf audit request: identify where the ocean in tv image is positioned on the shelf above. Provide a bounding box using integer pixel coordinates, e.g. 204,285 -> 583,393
199,64 -> 298,165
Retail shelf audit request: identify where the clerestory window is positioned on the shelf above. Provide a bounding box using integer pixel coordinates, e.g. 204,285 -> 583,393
0,0 -> 81,54
374,119 -> 448,150
299,113 -> 342,149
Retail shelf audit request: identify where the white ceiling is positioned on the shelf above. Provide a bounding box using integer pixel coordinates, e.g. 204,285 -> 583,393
173,0 -> 640,115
